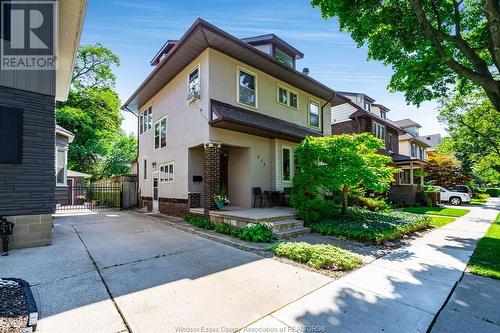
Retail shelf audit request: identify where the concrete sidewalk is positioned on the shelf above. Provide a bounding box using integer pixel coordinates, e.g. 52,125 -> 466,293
244,198 -> 500,332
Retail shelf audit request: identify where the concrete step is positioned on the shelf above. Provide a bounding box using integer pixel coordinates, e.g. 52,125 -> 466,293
274,227 -> 310,240
269,219 -> 304,232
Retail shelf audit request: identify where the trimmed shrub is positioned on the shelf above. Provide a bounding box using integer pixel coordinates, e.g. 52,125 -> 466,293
473,192 -> 490,200
353,196 -> 392,212
271,242 -> 362,270
310,207 -> 432,244
485,188 -> 500,197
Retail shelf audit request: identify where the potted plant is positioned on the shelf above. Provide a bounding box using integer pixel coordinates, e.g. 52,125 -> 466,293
213,187 -> 230,209
75,194 -> 86,205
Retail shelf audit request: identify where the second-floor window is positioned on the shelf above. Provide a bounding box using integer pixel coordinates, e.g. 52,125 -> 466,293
187,65 -> 200,101
380,111 -> 387,119
388,133 -> 394,152
411,143 -> 417,157
419,147 -> 425,160
372,122 -> 385,140
237,67 -> 257,107
308,100 -> 320,128
364,102 -> 371,112
277,85 -> 298,109
143,158 -> 147,180
139,107 -> 152,134
154,116 -> 167,149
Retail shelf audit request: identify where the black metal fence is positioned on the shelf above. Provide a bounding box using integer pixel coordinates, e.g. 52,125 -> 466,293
55,185 -> 122,213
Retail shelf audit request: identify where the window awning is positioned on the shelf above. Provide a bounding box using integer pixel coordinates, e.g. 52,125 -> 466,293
210,100 -> 322,143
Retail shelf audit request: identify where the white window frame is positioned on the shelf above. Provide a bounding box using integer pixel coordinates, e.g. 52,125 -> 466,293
308,99 -> 321,129
139,107 -> 152,135
281,146 -> 293,182
56,147 -> 67,186
187,64 -> 200,103
388,133 -> 394,152
159,162 -> 175,183
154,116 -> 167,149
276,84 -> 299,110
411,143 -> 417,157
236,66 -> 258,109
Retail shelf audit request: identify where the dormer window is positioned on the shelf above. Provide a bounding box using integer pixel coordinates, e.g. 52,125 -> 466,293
364,102 -> 371,112
380,111 -> 387,119
275,48 -> 293,68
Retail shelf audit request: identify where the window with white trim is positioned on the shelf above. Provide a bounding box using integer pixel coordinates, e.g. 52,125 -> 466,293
160,162 -> 174,182
411,143 -> 417,157
277,85 -> 298,109
154,116 -> 167,149
308,100 -> 320,128
187,65 -> 200,101
372,122 -> 385,140
275,48 -> 294,68
419,147 -> 425,160
388,133 -> 394,152
56,148 -> 66,185
282,148 -> 292,182
237,68 -> 257,107
139,107 -> 152,134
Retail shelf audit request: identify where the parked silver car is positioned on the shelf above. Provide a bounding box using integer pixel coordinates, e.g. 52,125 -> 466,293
434,186 -> 471,205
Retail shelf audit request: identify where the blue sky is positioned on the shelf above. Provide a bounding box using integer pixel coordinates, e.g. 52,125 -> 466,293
80,0 -> 444,136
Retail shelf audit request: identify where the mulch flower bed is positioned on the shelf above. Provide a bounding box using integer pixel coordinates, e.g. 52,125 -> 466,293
0,279 -> 28,333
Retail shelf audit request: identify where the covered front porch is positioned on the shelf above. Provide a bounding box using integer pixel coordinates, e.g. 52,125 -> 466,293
389,154 -> 427,205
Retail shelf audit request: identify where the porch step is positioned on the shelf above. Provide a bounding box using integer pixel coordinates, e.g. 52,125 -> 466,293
274,226 -> 311,240
269,219 -> 305,232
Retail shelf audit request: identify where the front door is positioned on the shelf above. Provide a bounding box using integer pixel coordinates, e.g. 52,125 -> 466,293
152,173 -> 159,212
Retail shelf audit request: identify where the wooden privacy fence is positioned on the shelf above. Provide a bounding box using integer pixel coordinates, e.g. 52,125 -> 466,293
93,174 -> 138,209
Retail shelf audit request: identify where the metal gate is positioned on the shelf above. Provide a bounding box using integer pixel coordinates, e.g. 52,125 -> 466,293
55,185 -> 122,214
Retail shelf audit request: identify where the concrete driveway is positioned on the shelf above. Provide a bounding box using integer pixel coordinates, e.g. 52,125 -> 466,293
2,211 -> 331,333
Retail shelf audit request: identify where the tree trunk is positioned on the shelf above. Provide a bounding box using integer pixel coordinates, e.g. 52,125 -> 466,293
342,185 -> 349,215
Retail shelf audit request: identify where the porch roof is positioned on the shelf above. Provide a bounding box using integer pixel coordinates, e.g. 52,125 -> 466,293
391,153 -> 427,165
210,100 -> 322,142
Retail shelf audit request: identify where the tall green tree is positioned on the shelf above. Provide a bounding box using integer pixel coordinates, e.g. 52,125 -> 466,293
438,89 -> 500,185
312,0 -> 500,111
292,134 -> 397,220
56,44 -> 136,180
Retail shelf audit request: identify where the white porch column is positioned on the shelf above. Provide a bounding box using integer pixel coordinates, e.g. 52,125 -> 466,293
410,161 -> 414,185
420,164 -> 424,186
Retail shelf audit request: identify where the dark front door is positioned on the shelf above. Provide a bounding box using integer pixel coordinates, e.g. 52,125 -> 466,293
220,150 -> 229,191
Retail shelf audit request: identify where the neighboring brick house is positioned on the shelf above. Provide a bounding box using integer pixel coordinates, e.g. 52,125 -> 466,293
122,18 -> 347,215
331,92 -> 428,204
0,0 -> 87,249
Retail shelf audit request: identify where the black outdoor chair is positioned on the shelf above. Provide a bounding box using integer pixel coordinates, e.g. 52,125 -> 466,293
252,187 -> 269,208
283,187 -> 292,206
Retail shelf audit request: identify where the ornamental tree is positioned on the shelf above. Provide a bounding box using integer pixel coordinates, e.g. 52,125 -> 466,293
311,0 -> 500,112
424,152 -> 471,186
291,133 -> 398,219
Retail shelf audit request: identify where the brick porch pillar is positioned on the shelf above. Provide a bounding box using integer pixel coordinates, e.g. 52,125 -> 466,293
203,142 -> 221,213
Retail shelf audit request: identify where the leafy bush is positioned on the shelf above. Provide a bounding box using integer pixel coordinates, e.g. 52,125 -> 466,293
240,223 -> 274,243
184,215 -> 215,230
290,191 -> 333,224
310,207 -> 432,243
271,242 -> 362,270
352,196 -> 392,212
473,192 -> 490,200
485,188 -> 500,197
214,223 -> 242,238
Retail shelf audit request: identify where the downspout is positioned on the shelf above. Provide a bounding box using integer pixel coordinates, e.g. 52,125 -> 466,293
321,92 -> 336,135
123,106 -> 140,206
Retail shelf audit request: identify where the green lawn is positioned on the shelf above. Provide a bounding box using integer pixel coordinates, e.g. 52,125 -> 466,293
310,207 -> 432,244
470,198 -> 488,205
402,207 -> 470,217
468,213 -> 500,279
429,216 -> 457,228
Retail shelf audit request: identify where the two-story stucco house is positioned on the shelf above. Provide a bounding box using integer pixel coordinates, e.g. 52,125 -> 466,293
331,92 -> 429,204
122,18 -> 347,216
